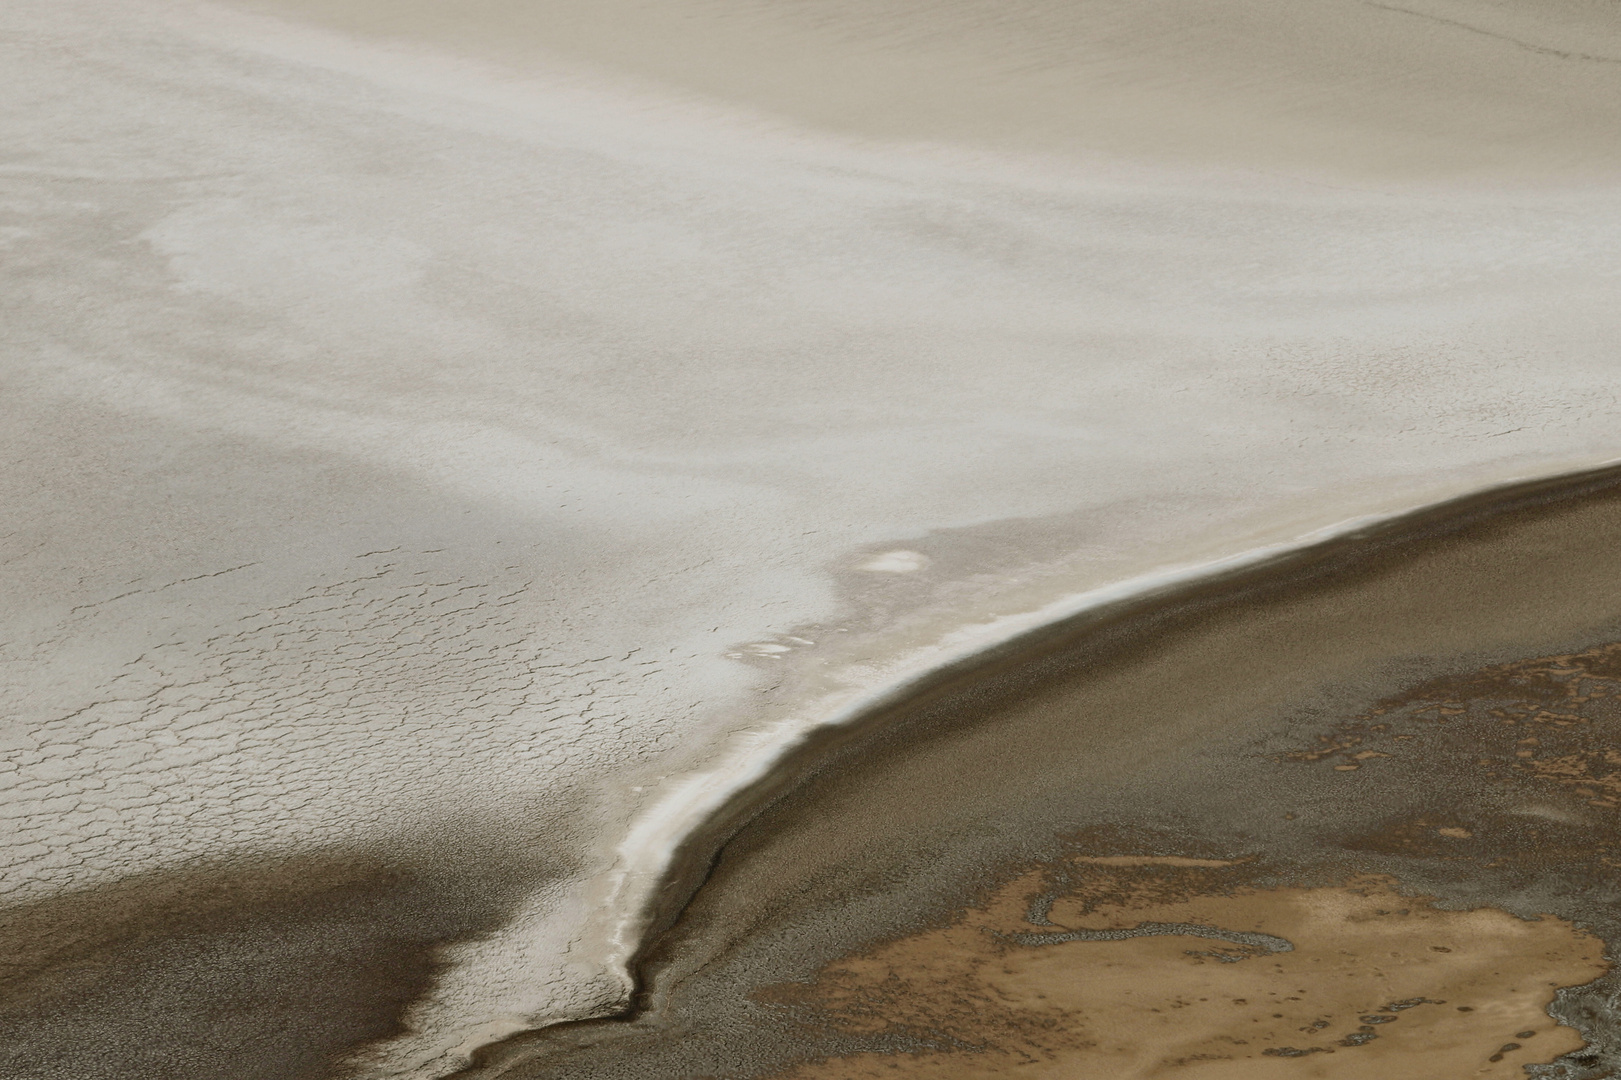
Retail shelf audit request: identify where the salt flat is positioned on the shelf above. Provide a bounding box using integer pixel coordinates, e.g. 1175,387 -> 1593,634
3,1 -> 1621,1077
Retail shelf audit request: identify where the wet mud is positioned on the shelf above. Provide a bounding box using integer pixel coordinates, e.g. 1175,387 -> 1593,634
468,466 -> 1621,1079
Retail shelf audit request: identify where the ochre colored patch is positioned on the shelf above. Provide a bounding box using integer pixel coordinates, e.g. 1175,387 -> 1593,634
760,865 -> 1605,1079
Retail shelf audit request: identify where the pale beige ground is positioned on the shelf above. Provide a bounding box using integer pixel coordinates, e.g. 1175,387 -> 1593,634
766,864 -> 1606,1079
236,0 -> 1621,180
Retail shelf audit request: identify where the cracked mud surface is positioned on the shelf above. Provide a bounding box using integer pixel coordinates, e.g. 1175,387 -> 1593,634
470,478 -> 1621,1079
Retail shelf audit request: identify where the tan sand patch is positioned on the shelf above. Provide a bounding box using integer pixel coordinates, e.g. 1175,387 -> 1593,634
762,866 -> 1605,1079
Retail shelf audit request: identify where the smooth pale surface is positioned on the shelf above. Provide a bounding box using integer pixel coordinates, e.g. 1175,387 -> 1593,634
239,0 -> 1621,179
3,0 -> 1621,1076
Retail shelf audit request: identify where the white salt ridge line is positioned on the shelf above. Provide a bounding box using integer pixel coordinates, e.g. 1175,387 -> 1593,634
590,457 -> 1621,990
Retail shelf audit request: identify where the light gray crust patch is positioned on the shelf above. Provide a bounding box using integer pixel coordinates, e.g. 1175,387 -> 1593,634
1000,922 -> 1294,953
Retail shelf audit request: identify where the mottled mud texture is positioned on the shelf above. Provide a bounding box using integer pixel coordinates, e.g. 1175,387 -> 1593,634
469,478 -> 1621,1079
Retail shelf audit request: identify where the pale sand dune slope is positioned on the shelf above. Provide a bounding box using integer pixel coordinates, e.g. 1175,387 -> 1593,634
2,0 -> 1621,1077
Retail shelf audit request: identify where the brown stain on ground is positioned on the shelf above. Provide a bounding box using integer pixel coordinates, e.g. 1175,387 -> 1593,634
751,638 -> 1621,1079
762,863 -> 1605,1079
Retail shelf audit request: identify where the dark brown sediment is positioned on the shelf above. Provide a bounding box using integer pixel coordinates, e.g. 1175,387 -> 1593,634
464,461 -> 1621,1078
0,831 -> 580,1080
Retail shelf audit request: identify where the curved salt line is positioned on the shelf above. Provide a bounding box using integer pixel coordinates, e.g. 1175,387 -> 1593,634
587,458 -> 1621,1013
